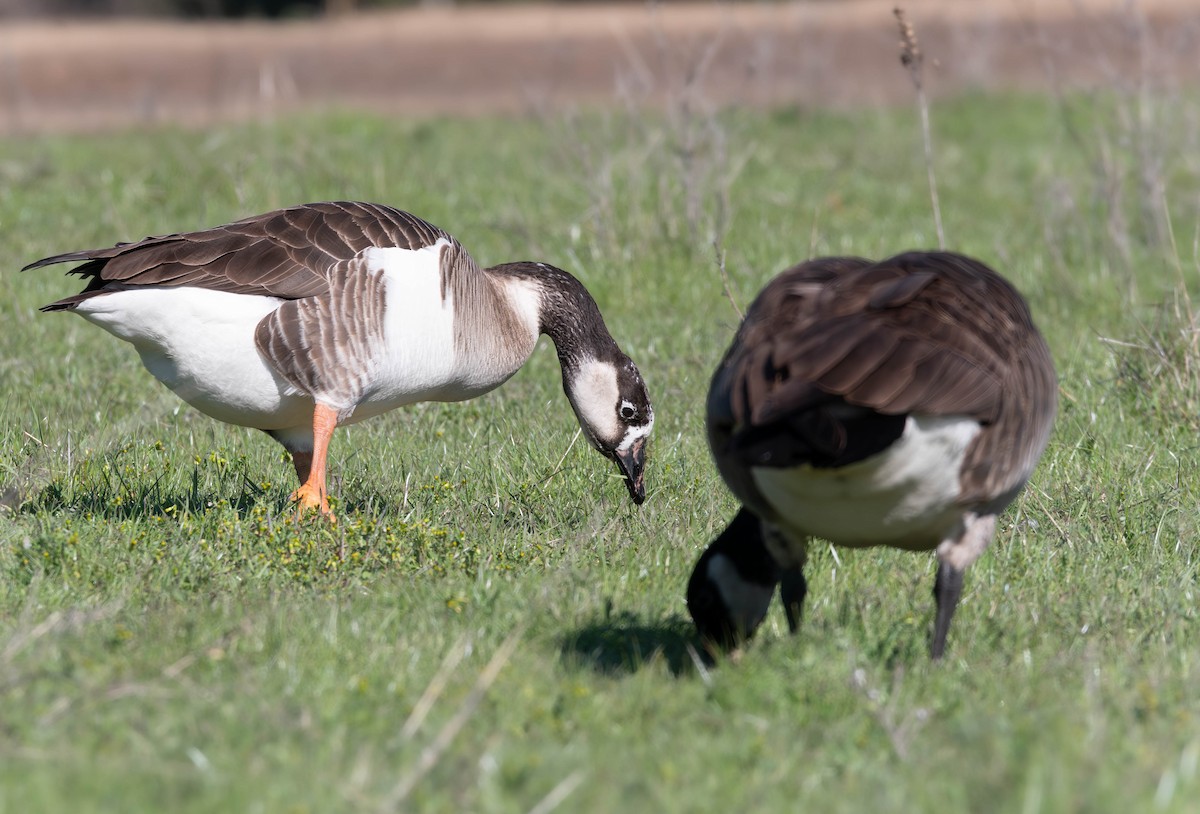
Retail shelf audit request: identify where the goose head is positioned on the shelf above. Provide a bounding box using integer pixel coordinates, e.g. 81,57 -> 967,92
564,354 -> 654,504
686,508 -> 780,649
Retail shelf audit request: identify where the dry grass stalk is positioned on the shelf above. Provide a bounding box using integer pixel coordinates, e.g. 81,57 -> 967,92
527,769 -> 587,814
2,600 -> 124,668
380,629 -> 523,810
850,665 -> 930,761
713,241 -> 743,322
1029,3 -> 1192,273
397,633 -> 471,740
538,8 -> 748,257
894,7 -> 945,250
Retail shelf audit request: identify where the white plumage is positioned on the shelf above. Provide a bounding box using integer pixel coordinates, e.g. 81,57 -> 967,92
27,202 -> 655,517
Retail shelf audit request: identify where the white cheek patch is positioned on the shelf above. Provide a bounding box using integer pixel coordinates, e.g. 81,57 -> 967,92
617,414 -> 654,452
707,554 -> 774,634
569,359 -> 621,445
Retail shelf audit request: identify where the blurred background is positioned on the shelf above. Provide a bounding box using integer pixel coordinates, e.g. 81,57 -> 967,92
0,0 -> 1197,136
3,0 -> 339,17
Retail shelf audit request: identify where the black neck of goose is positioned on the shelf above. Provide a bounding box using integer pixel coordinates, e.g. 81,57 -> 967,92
707,508 -> 782,586
490,261 -> 623,369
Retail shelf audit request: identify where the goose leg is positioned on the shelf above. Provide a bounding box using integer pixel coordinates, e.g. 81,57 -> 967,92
780,567 -> 807,634
290,450 -> 313,484
290,403 -> 338,520
931,513 -> 996,659
931,561 -> 963,660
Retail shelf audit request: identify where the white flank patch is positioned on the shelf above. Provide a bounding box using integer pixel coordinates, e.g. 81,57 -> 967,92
75,287 -> 311,430
708,554 -> 774,634
568,359 -> 621,447
753,414 -> 982,549
355,241 -> 468,416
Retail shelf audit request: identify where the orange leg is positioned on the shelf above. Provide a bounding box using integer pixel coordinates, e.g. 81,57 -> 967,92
289,403 -> 338,521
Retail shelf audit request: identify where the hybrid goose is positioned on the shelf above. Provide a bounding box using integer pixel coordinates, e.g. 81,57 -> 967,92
25,201 -> 654,516
687,251 -> 1056,659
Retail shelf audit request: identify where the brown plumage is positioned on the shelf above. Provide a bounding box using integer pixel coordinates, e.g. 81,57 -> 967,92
25,202 -> 655,518
689,251 -> 1057,659
31,202 -> 443,303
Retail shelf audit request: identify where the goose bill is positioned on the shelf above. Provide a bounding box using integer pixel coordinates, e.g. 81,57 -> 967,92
613,435 -> 647,504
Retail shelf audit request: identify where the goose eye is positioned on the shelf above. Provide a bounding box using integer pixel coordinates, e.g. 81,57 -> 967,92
619,401 -> 638,421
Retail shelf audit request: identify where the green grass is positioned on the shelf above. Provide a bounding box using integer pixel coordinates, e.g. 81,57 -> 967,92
1,93 -> 1198,812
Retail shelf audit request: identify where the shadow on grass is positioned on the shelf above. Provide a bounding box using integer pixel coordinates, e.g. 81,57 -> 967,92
560,610 -> 700,677
15,475 -> 272,520
11,469 -> 381,521
6,456 -> 423,523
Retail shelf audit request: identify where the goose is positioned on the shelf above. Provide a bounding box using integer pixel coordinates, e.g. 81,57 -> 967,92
686,251 -> 1056,659
24,201 -> 655,517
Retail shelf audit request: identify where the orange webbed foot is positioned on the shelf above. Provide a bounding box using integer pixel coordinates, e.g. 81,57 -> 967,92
290,483 -> 336,523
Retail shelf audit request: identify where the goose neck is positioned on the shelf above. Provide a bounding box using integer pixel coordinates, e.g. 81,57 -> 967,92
490,261 -> 621,369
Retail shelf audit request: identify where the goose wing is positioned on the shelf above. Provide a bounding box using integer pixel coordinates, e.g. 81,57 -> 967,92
708,251 -> 1056,507
26,201 -> 450,310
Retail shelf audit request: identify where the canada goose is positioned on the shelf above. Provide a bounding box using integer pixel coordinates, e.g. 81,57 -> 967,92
687,251 -> 1056,659
25,201 -> 654,517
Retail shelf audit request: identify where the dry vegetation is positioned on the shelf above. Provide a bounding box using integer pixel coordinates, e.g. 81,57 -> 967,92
0,0 -> 1198,134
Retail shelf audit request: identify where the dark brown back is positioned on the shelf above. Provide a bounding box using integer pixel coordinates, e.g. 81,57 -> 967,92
708,251 -> 1057,513
27,202 -> 450,308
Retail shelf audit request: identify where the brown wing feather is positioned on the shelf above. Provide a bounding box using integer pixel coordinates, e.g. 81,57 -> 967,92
709,251 -> 1057,508
255,255 -> 389,413
26,201 -> 451,309
721,253 -> 1025,423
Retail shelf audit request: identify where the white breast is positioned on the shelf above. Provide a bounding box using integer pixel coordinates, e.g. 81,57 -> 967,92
350,243 -> 456,418
74,287 -> 311,430
349,243 -> 536,421
753,414 -> 982,550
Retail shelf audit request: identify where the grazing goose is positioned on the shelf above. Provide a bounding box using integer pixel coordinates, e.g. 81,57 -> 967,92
687,251 -> 1056,659
25,201 -> 654,516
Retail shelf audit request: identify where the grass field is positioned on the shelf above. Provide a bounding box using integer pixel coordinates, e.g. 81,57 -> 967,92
1,90 -> 1199,812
